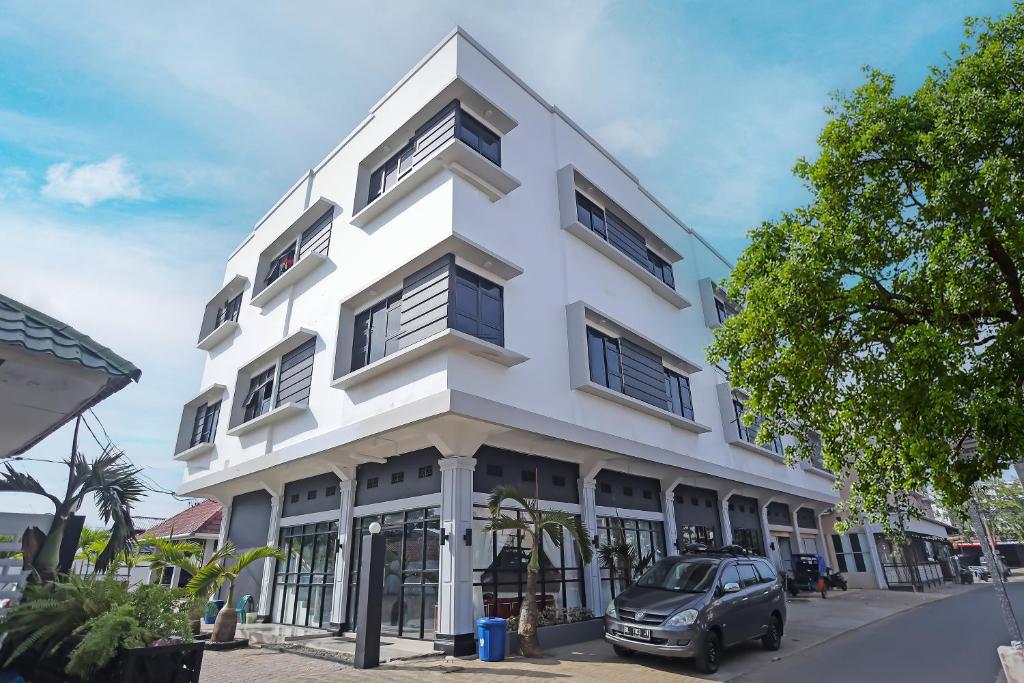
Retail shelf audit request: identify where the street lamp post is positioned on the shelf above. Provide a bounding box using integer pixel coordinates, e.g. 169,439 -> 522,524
354,521 -> 385,669
968,496 -> 1022,645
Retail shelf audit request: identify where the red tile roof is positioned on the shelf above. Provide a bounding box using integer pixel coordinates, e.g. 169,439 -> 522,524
145,499 -> 222,539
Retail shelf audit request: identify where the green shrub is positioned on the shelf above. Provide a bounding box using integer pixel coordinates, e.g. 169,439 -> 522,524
0,573 -> 195,680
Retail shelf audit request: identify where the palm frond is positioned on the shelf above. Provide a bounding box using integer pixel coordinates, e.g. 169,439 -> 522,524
486,484 -> 536,520
204,541 -> 237,567
184,561 -> 228,599
230,546 -> 285,574
484,514 -> 530,535
137,538 -> 203,575
0,463 -> 61,508
548,513 -> 593,565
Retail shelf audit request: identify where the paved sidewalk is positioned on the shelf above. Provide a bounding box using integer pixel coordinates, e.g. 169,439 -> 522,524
200,583 -> 981,683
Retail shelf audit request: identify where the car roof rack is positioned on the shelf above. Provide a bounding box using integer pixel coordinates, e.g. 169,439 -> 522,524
679,543 -> 755,558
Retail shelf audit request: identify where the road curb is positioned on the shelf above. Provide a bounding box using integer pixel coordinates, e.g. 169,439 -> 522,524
727,584 -> 985,682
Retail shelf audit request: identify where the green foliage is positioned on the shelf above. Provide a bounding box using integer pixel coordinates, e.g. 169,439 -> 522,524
597,541 -> 655,587
485,484 -> 594,570
708,4 -> 1024,533
945,478 -> 1024,541
0,573 -> 195,680
184,542 -> 285,604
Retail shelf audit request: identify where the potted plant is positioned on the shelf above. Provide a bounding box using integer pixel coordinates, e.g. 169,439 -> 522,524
184,543 -> 284,642
485,484 -> 593,658
0,573 -> 203,682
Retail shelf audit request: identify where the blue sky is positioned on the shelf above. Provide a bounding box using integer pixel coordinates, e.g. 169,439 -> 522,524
0,0 -> 1011,524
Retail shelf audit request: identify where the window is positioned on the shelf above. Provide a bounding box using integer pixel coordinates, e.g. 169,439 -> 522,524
351,292 -> 402,371
737,563 -> 759,588
349,508 -> 440,639
265,243 -> 297,287
599,483 -> 612,494
754,559 -> 778,583
647,250 -> 674,288
473,505 -> 587,619
597,516 -> 666,601
453,267 -> 503,346
679,524 -> 716,547
243,367 -> 276,422
831,535 -> 848,573
290,494 -> 300,504
731,527 -> 764,555
272,521 -> 338,629
719,564 -> 740,588
366,102 -> 502,206
326,486 -> 337,497
715,298 -> 734,325
573,192 -> 676,291
214,293 -> 242,329
392,472 -> 404,485
587,327 -> 623,392
833,533 -> 869,573
366,477 -> 379,489
307,490 -> 317,500
190,400 -> 221,448
418,465 -> 433,479
458,110 -> 500,165
665,370 -> 695,420
733,397 -> 782,454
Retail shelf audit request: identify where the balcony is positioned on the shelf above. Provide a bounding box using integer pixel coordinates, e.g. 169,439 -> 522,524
250,197 -> 337,309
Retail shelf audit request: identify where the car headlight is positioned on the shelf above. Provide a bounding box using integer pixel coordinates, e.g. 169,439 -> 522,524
605,601 -> 618,619
663,608 -> 699,627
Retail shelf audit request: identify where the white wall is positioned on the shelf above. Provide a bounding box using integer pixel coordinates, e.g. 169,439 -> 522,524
178,29 -> 834,507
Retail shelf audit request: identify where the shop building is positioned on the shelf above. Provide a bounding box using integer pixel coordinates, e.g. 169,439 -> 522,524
173,28 -> 838,655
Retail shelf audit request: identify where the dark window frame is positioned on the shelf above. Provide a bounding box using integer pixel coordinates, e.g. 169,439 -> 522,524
190,400 -> 222,448
452,266 -> 504,347
214,292 -> 243,329
243,366 -> 276,423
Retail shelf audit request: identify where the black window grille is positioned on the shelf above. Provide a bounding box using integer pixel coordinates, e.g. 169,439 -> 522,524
190,400 -> 221,448
452,267 -> 503,346
214,293 -> 242,329
243,367 -> 276,422
351,292 -> 402,371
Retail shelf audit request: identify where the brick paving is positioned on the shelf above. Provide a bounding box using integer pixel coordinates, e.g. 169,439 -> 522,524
200,584 -> 982,683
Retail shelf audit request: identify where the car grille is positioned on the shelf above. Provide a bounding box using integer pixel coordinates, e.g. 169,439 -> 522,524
617,607 -> 669,626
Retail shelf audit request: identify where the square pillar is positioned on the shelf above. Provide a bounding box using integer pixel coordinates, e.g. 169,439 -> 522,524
662,491 -> 678,553
791,508 -> 803,553
579,478 -> 603,614
760,502 -> 782,569
213,500 -> 232,602
330,479 -> 357,629
435,455 -> 476,656
720,495 -> 734,546
257,492 -> 283,619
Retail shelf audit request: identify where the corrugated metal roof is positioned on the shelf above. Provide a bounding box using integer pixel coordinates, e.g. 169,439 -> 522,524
0,293 -> 141,382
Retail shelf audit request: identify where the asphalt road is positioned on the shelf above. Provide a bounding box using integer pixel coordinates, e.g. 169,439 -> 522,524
735,582 -> 1024,683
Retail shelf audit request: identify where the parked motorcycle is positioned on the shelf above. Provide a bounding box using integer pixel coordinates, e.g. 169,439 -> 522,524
825,568 -> 847,591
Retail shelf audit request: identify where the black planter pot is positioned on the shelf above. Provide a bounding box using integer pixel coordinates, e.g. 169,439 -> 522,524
22,640 -> 205,683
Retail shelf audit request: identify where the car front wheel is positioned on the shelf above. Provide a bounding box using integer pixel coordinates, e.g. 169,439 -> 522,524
695,631 -> 721,674
762,615 -> 782,651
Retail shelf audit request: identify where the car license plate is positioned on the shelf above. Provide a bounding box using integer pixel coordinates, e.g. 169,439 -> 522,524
623,625 -> 651,641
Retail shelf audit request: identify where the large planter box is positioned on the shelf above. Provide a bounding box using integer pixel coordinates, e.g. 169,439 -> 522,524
23,640 -> 205,683
506,618 -> 604,654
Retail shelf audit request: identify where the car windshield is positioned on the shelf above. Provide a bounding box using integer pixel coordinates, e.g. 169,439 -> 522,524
635,557 -> 718,593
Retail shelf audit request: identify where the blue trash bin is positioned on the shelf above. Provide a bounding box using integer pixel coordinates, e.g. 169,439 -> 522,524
476,617 -> 507,662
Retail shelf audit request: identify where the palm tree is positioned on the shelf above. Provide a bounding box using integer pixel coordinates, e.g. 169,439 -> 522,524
485,484 -> 593,658
597,540 -> 655,591
140,537 -> 205,581
183,542 -> 285,642
0,418 -> 145,581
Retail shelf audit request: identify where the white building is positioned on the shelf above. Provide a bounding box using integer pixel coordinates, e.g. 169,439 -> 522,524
173,28 -> 838,654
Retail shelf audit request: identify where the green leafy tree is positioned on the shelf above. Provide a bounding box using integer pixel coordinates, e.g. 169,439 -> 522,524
709,4 -> 1024,533
597,541 -> 655,590
947,478 -> 1024,541
485,484 -> 593,658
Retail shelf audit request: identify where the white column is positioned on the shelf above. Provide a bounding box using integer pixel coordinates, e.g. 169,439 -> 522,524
720,495 -> 734,546
865,523 -> 888,589
791,508 -> 803,552
170,565 -> 181,588
760,502 -> 781,568
663,490 -> 678,553
214,500 -> 232,601
438,456 -> 476,639
330,478 -> 356,628
202,538 -> 215,565
579,478 -> 603,614
257,492 -> 283,619
816,511 -> 830,563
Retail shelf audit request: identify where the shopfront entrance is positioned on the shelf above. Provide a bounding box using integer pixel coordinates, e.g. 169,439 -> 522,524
271,521 -> 338,629
346,507 -> 441,640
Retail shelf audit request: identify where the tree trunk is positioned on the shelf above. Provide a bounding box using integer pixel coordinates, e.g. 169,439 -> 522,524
517,568 -> 544,657
33,515 -> 67,582
969,498 -> 1022,644
211,605 -> 238,642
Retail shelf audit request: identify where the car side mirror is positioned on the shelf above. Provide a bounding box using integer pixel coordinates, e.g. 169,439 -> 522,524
722,582 -> 741,594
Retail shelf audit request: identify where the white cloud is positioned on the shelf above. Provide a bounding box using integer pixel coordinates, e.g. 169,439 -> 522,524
41,155 -> 142,207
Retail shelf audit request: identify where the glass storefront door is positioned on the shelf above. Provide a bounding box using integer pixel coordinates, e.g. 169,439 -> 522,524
271,521 -> 338,629
347,507 -> 441,640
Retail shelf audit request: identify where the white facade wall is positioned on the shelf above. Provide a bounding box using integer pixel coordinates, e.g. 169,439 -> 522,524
173,28 -> 838,650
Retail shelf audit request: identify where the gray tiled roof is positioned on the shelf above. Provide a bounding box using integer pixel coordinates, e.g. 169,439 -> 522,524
0,293 -> 141,382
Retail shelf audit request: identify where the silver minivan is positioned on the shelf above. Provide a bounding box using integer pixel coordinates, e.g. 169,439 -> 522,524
604,553 -> 786,674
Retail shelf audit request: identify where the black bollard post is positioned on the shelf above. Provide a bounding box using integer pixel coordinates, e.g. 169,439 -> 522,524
354,524 -> 385,669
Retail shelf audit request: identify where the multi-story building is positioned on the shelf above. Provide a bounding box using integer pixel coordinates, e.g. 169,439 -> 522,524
173,27 -> 838,655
